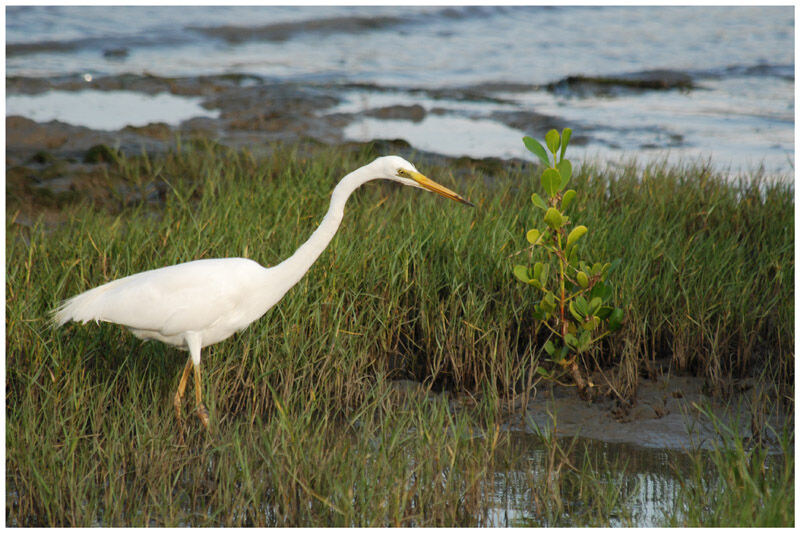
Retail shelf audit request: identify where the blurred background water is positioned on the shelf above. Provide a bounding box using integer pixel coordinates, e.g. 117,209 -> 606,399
6,6 -> 795,175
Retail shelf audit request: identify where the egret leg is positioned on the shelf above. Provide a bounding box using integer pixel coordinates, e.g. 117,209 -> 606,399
184,331 -> 210,432
173,356 -> 194,423
193,363 -> 210,430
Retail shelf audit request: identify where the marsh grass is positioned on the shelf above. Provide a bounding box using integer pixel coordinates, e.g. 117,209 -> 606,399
664,402 -> 794,527
6,140 -> 794,525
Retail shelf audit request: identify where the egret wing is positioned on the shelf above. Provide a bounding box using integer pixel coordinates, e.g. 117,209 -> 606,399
56,258 -> 266,336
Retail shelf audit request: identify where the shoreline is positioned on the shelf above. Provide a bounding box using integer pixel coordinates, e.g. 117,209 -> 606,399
7,71 -> 795,177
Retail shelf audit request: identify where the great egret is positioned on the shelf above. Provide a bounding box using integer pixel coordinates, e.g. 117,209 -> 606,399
53,155 -> 472,431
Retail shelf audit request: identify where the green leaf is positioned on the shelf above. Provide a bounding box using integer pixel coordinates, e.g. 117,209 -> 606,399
513,264 -> 531,283
526,229 -> 541,244
544,207 -> 564,229
588,297 -> 602,315
576,271 -> 589,288
523,136 -> 550,167
545,129 -> 560,154
590,281 -> 613,302
574,296 -> 588,316
566,225 -> 588,249
536,366 -> 551,378
596,306 -> 613,319
569,300 -> 583,321
541,168 -> 561,197
560,128 -> 572,160
568,244 -> 578,263
551,347 -> 567,362
543,340 -> 555,356
541,292 -> 556,313
539,262 -> 550,285
562,189 -> 576,210
531,193 -> 547,210
609,308 -> 624,331
564,333 -> 578,349
578,329 -> 591,351
557,159 -> 572,189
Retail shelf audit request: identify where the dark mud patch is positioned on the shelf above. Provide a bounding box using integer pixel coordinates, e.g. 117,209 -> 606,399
6,151 -> 122,228
8,72 -> 269,97
548,69 -> 695,97
364,104 -> 426,122
6,116 -> 171,163
7,39 -> 85,57
490,110 -> 591,144
337,82 -> 520,105
518,374 -> 784,450
190,15 -> 406,44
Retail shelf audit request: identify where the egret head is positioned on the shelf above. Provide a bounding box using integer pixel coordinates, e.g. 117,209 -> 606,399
374,155 -> 474,207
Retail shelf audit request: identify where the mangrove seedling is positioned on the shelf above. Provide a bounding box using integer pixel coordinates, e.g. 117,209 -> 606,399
514,129 -> 623,399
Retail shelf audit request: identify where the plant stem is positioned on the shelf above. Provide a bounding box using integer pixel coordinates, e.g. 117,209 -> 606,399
556,232 -> 566,338
558,227 -> 590,399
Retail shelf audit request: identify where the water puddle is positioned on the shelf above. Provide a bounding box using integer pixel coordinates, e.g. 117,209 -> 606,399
487,432 -> 689,527
5,89 -> 219,130
345,114 -> 529,160
333,89 -> 529,159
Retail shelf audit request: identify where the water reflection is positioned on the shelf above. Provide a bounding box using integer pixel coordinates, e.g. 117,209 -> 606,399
487,432 -> 692,527
5,89 -> 219,130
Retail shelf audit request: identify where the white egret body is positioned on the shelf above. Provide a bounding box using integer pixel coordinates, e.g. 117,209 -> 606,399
53,156 -> 472,431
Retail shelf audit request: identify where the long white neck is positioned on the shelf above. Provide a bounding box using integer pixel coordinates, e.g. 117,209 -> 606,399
269,165 -> 383,291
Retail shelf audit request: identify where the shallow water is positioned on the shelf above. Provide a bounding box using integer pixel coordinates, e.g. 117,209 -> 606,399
5,89 -> 219,130
488,433 -> 688,527
7,6 -> 792,86
6,6 -> 794,174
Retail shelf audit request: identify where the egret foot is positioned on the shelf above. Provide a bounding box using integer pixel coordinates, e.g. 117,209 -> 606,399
192,363 -> 211,432
173,390 -> 185,425
196,403 -> 210,430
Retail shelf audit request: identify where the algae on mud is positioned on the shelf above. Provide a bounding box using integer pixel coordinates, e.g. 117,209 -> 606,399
6,139 -> 794,526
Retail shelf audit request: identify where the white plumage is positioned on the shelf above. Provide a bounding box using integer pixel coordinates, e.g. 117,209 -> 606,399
55,258 -> 274,350
53,155 -> 472,432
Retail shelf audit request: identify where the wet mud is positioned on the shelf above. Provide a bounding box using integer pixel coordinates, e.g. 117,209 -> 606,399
547,69 -> 695,96
7,67 -> 705,161
519,374 -> 774,450
392,369 -> 783,452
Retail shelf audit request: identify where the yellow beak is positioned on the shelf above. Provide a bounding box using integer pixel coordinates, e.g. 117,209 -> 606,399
407,170 -> 474,207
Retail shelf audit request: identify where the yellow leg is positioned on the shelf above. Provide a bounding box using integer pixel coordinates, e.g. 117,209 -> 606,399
173,357 -> 194,423
194,363 -> 210,430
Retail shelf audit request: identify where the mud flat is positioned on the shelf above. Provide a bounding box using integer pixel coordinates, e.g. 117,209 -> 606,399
518,374 -> 781,450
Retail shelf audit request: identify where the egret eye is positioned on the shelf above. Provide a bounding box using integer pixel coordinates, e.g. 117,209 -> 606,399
397,168 -> 410,178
